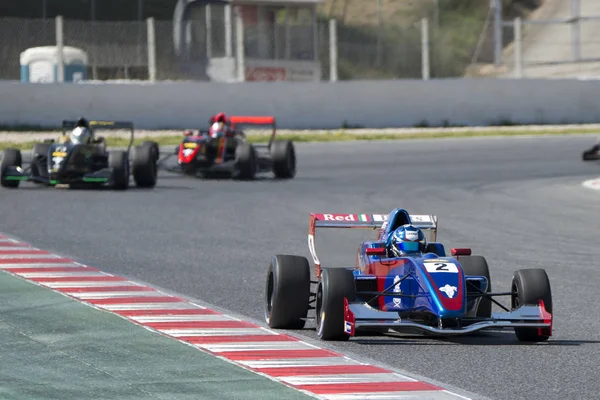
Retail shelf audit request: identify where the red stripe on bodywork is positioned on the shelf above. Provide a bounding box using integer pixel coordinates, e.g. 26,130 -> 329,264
221,349 -> 339,361
31,276 -> 126,282
115,308 -> 218,317
257,364 -> 391,377
178,142 -> 201,164
57,286 -> 155,293
0,257 -> 73,264
366,260 -> 408,311
298,381 -> 443,394
215,137 -> 226,164
182,335 -> 297,344
424,268 -> 464,311
87,296 -> 183,305
144,320 -> 256,329
5,266 -> 97,273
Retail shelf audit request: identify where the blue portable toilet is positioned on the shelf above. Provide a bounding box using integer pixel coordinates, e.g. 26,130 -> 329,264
20,46 -> 88,83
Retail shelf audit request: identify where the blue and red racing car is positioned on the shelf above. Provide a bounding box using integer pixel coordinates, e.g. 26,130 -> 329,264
264,208 -> 553,342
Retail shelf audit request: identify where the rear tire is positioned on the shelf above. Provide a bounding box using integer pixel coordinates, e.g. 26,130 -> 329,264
265,255 -> 311,329
1,148 -> 23,188
271,140 -> 296,179
108,151 -> 129,190
141,140 -> 160,162
234,143 -> 256,180
132,142 -> 158,188
511,269 -> 552,342
459,255 -> 492,318
316,268 -> 356,341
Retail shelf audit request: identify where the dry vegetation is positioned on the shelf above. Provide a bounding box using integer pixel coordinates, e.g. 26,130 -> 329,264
316,0 -> 544,79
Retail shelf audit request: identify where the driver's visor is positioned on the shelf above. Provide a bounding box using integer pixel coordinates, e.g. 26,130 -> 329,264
398,241 -> 420,252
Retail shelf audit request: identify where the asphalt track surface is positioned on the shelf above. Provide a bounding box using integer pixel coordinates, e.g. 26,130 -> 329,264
1,135 -> 600,400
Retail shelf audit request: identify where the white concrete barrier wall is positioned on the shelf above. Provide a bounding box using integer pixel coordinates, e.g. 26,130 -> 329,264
1,79 -> 600,130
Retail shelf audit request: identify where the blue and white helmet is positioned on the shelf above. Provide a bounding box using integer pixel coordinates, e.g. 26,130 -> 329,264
390,224 -> 426,257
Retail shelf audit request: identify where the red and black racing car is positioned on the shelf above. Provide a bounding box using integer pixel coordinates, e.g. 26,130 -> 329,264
157,114 -> 296,180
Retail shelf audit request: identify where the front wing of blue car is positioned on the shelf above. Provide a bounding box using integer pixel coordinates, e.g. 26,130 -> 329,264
342,298 -> 552,337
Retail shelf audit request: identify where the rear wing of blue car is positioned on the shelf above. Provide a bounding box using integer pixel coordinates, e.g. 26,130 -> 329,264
308,211 -> 438,277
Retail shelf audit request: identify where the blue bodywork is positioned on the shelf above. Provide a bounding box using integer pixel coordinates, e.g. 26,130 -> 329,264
352,208 -> 489,323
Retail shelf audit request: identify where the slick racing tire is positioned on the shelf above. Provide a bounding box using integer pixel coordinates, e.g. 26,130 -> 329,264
459,255 -> 492,318
316,268 -> 356,341
265,255 -> 311,329
108,150 -> 129,190
132,142 -> 158,188
233,143 -> 257,180
1,148 -> 23,188
511,269 -> 552,342
31,143 -> 50,180
141,140 -> 160,162
271,140 -> 296,179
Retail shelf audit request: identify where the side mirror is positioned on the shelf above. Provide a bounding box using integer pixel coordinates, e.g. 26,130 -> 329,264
366,247 -> 386,256
451,248 -> 472,256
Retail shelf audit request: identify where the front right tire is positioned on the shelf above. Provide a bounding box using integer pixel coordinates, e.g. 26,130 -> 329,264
315,267 -> 356,341
233,143 -> 257,180
271,140 -> 296,179
511,268 -> 552,342
108,150 -> 129,190
132,141 -> 158,188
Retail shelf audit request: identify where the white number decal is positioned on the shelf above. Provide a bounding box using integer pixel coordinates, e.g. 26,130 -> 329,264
424,262 -> 458,273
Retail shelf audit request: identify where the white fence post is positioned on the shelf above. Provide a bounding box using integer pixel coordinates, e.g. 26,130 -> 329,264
225,4 -> 232,57
376,0 -> 382,66
421,18 -> 430,80
146,17 -> 157,82
514,17 -> 523,78
492,0 -> 503,67
329,19 -> 338,82
571,0 -> 581,61
56,15 -> 64,83
235,6 -> 245,82
206,4 -> 212,59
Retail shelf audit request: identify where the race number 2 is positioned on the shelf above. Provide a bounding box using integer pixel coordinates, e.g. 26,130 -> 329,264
424,262 -> 458,273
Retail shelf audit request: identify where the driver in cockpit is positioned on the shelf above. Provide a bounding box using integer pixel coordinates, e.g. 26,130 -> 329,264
60,117 -> 93,144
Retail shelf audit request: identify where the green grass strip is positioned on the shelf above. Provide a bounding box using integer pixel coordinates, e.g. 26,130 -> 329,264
0,128 -> 598,151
